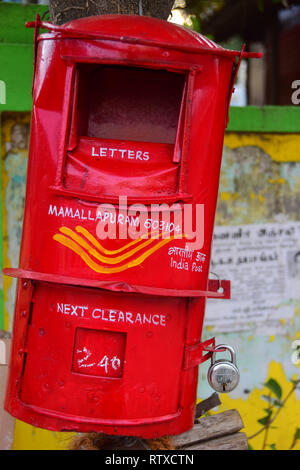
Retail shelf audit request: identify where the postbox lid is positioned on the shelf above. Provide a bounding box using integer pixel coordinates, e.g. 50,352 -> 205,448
29,14 -> 261,59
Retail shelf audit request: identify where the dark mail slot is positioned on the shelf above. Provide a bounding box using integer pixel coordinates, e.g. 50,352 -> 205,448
62,64 -> 187,199
76,64 -> 185,144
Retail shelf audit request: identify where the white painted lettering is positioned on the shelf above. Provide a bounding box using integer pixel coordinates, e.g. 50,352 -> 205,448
64,304 -> 71,314
48,205 -> 58,216
119,149 -> 127,159
90,146 -> 151,161
92,308 -> 102,319
109,310 -> 116,322
110,148 -> 118,157
92,146 -> 99,157
57,303 -> 64,313
57,303 -> 168,327
126,312 -> 134,324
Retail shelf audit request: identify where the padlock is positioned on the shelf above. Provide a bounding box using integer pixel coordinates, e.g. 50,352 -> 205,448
207,344 -> 240,393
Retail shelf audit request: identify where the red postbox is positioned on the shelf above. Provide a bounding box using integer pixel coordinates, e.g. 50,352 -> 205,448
4,15 -> 261,438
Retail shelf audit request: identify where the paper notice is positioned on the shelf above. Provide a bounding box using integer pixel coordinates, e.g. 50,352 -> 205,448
205,222 -> 300,335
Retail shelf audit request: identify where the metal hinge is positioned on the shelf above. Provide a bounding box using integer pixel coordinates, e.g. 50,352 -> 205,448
183,337 -> 215,370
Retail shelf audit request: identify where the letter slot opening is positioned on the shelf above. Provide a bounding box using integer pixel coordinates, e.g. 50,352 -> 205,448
63,64 -> 187,200
77,64 -> 185,144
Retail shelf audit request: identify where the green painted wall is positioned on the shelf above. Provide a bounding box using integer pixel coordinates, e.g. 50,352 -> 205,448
0,2 -> 48,112
227,106 -> 300,133
0,43 -> 34,112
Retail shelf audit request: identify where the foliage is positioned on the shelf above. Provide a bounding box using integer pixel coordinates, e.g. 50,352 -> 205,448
174,0 -> 299,33
248,376 -> 300,450
172,0 -> 223,32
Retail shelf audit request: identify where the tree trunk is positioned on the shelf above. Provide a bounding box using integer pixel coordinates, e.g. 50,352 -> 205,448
48,0 -> 175,25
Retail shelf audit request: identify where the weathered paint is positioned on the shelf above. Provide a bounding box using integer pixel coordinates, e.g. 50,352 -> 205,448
216,135 -> 300,225
199,130 -> 300,451
224,132 -> 300,162
1,113 -> 30,331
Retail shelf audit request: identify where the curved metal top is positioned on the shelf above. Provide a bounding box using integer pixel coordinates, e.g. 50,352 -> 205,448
64,14 -> 222,50
26,14 -> 262,59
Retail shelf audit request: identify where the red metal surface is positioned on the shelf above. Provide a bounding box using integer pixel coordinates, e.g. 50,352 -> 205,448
26,15 -> 262,59
226,44 -> 246,126
5,15 -> 258,438
4,268 -> 230,299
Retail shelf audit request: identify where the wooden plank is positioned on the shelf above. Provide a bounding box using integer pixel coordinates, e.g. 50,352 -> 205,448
184,432 -> 248,450
195,392 -> 221,419
173,410 -> 244,448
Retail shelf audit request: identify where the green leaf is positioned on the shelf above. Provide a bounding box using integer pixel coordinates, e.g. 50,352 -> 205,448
269,443 -> 277,450
248,443 -> 253,450
258,416 -> 271,426
265,378 -> 282,400
294,428 -> 300,440
258,408 -> 273,425
190,15 -> 201,33
261,395 -> 283,407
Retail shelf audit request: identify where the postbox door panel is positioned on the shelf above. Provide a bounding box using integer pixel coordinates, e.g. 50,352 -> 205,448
64,138 -> 179,197
20,283 -> 188,421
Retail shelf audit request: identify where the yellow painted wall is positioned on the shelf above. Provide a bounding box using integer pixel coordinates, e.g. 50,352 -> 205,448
201,132 -> 300,451
210,361 -> 300,451
224,132 -> 300,162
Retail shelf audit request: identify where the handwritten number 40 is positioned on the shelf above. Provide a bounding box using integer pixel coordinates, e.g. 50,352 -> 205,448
76,347 -> 121,373
98,355 -> 121,373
